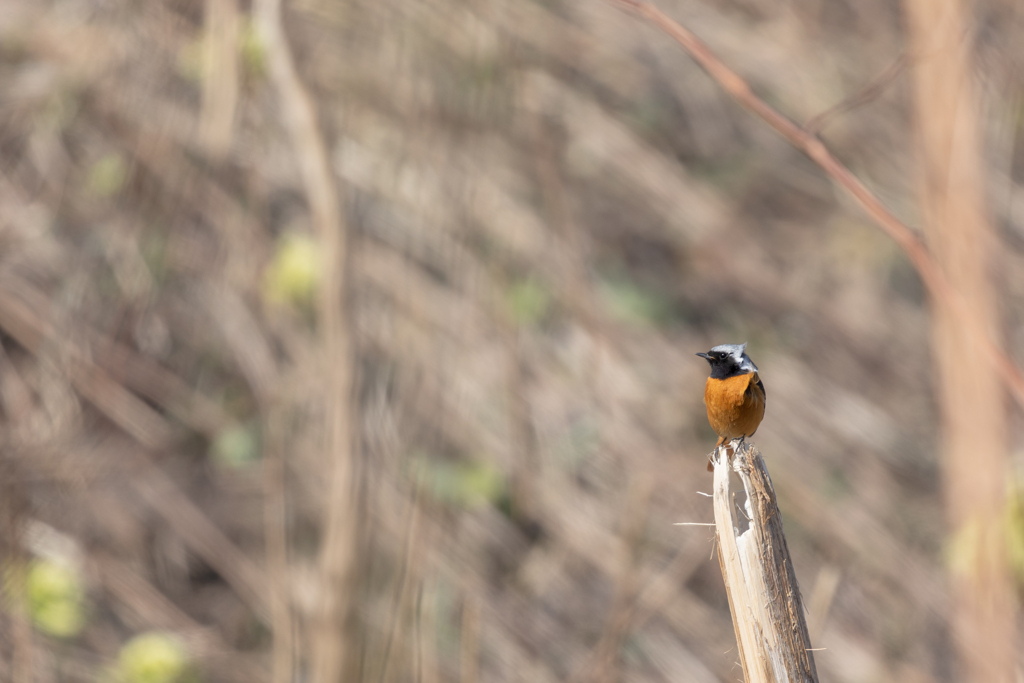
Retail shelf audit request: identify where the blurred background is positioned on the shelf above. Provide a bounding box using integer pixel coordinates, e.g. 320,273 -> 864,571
1,0 -> 1024,681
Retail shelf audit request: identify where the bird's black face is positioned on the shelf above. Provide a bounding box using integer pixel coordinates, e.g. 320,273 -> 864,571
697,350 -> 738,379
697,345 -> 754,379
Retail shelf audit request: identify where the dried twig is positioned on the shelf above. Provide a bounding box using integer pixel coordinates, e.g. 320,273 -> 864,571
605,0 -> 1024,411
199,283 -> 295,683
460,596 -> 481,683
567,473 -> 653,683
254,1 -> 359,681
1,473 -> 33,683
377,485 -> 424,683
0,281 -> 176,450
131,455 -> 272,621
804,53 -> 907,135
92,553 -> 266,683
0,284 -> 272,622
199,0 -> 240,158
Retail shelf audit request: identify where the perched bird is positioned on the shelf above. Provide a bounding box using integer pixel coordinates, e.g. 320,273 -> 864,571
696,343 -> 766,472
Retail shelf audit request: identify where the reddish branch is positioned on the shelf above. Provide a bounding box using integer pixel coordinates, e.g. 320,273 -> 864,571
607,0 -> 1024,410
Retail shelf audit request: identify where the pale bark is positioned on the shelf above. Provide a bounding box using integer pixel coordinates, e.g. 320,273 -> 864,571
255,1 -> 360,681
903,0 -> 1015,680
712,445 -> 818,683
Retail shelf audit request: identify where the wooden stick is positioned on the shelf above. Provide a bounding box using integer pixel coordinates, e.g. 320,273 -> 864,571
712,444 -> 818,683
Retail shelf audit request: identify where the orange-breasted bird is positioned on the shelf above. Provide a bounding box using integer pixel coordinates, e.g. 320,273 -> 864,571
696,343 -> 766,471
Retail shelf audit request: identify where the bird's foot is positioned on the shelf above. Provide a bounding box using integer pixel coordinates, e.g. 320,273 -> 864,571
708,443 -> 729,471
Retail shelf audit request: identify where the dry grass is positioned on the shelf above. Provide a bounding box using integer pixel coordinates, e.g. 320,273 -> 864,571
1,0 -> 1024,682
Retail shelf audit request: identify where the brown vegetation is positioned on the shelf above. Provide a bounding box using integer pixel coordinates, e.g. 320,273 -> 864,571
1,0 -> 1024,682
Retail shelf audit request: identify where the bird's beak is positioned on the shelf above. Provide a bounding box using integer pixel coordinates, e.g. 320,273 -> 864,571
696,352 -> 712,360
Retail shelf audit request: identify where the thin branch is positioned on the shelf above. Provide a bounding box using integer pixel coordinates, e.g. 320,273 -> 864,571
0,283 -> 272,620
199,0 -> 240,158
377,485 -> 423,683
91,553 -> 265,683
606,0 -> 1024,411
254,0 -> 359,681
804,52 -> 907,135
199,285 -> 295,683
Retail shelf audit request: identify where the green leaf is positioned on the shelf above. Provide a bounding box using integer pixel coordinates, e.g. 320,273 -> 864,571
118,632 -> 189,683
239,19 -> 266,78
946,515 -> 1005,582
88,154 -> 128,198
598,276 -> 668,327
24,560 -> 87,638
505,278 -> 550,327
418,457 -> 506,509
458,462 -> 506,508
209,424 -> 260,468
262,232 -> 322,309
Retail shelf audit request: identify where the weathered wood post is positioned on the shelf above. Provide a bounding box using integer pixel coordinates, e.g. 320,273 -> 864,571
712,444 -> 819,683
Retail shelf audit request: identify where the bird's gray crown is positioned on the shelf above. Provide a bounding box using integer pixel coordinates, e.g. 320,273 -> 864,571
710,343 -> 757,373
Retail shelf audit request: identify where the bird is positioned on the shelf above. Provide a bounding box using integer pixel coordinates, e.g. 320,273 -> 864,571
696,343 -> 766,472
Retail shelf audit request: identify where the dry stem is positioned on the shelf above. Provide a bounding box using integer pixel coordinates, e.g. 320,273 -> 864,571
903,0 -> 1015,679
606,0 -> 1024,412
254,0 -> 359,680
712,444 -> 818,683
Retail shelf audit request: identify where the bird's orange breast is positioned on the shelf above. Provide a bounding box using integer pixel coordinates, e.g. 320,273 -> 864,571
703,372 -> 765,440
